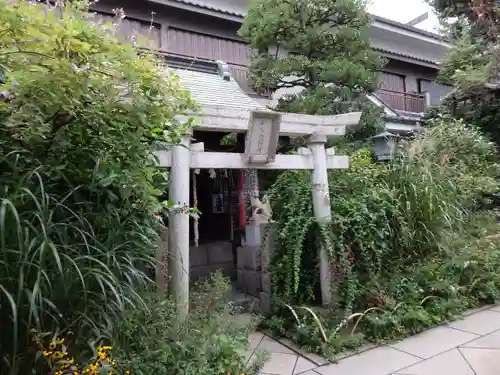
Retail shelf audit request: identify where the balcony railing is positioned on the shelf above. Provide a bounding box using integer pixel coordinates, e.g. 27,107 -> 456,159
377,88 -> 426,113
148,51 -> 270,97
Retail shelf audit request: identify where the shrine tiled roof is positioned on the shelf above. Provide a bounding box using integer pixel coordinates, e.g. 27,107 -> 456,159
171,68 -> 267,110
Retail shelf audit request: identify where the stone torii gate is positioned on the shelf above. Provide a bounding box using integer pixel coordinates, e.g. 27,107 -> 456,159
155,104 -> 361,317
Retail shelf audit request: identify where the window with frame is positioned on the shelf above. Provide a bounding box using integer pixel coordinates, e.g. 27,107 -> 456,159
418,78 -> 453,106
379,71 -> 406,93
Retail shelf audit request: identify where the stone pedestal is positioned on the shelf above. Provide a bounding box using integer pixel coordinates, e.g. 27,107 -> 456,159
237,223 -> 277,314
190,241 -> 235,282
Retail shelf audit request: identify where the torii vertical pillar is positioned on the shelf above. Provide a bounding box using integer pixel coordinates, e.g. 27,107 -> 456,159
168,133 -> 191,318
307,133 -> 332,306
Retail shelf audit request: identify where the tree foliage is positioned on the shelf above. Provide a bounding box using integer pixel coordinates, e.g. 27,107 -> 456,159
0,1 -> 194,372
431,0 -> 500,145
239,0 -> 384,136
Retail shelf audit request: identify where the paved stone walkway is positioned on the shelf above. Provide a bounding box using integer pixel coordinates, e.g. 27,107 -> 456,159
248,305 -> 500,375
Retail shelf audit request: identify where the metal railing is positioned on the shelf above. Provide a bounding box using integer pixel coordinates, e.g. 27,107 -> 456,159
377,88 -> 426,113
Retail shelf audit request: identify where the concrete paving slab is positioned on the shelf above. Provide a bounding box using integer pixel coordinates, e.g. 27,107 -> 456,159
390,326 -> 478,358
393,348 -> 474,375
460,329 -> 500,349
258,352 -> 298,375
315,346 -> 420,375
460,347 -> 500,375
249,332 -> 265,350
293,357 -> 317,374
258,336 -> 295,354
448,310 -> 500,335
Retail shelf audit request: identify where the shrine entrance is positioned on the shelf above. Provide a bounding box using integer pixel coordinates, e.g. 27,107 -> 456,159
155,106 -> 360,318
187,131 -> 248,284
154,63 -> 361,318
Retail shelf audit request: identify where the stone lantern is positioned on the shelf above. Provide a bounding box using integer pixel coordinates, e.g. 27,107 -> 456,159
372,131 -> 401,162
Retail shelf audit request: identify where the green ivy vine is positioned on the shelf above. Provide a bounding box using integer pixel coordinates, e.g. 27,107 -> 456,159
268,170 -> 316,303
267,148 -> 398,315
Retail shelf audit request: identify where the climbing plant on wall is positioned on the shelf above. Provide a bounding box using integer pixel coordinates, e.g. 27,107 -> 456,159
267,118 -> 499,313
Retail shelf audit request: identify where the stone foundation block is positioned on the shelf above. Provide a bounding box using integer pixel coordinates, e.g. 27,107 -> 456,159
208,262 -> 236,280
206,241 -> 234,264
237,246 -> 245,270
190,265 -> 212,282
237,269 -> 244,289
191,262 -> 236,282
243,270 -> 261,296
190,245 -> 208,267
238,246 -> 260,271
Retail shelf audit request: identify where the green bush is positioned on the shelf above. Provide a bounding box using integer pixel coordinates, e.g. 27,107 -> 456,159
0,1 -> 194,372
112,272 -> 267,375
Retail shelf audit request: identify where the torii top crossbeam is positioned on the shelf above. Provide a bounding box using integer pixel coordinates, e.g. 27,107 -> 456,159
171,67 -> 361,137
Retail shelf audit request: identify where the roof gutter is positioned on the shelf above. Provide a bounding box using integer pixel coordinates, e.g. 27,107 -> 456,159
147,0 -> 244,22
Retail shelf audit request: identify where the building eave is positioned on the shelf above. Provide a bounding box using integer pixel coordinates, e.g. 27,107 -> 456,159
146,0 -> 450,68
153,1 -> 450,45
372,15 -> 450,46
374,47 -> 440,69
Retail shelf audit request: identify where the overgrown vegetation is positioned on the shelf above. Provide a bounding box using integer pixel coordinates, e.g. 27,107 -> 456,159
263,118 -> 500,359
27,274 -> 263,375
431,0 -> 500,146
111,272 -> 267,375
238,0 -> 500,360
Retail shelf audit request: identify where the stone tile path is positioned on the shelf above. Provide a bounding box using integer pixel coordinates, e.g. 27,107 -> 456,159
249,305 -> 500,375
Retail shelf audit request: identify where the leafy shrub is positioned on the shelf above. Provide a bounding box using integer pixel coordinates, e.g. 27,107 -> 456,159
112,272 -> 267,375
0,1 -> 194,372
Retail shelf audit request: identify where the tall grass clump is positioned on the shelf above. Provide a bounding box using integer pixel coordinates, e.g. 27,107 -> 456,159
388,119 -> 499,259
0,1 -> 195,373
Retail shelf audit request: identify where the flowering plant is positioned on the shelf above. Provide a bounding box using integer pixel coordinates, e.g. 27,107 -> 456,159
34,333 -> 128,375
